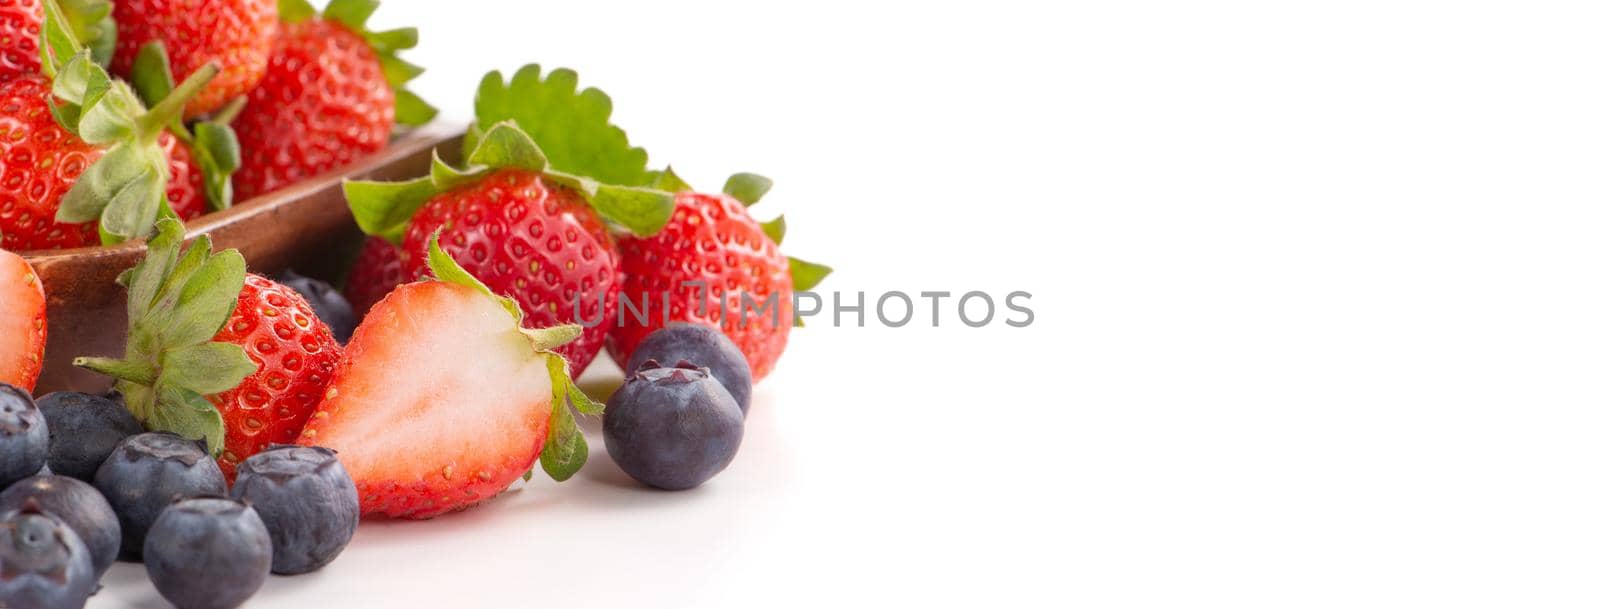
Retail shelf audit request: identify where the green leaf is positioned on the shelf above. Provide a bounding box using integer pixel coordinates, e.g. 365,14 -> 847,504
125,218 -> 186,320
521,324 -> 582,352
393,89 -> 437,127
57,0 -> 115,67
466,122 -> 549,173
460,121 -> 485,158
96,166 -> 164,241
196,121 -> 241,172
344,176 -> 439,245
144,386 -> 226,455
129,42 -> 175,110
365,27 -> 418,53
48,50 -> 110,131
323,0 -> 378,30
277,0 -> 315,22
159,249 -> 246,347
586,183 -> 676,237
761,215 -> 786,245
193,121 -> 239,210
76,218 -> 252,455
159,343 -> 256,394
429,150 -> 483,190
539,398 -> 587,482
56,143 -> 137,222
75,85 -> 142,144
138,234 -> 218,346
788,256 -> 832,292
39,0 -> 81,77
723,173 -> 773,206
539,355 -> 588,481
474,64 -> 653,187
378,55 -> 424,88
563,376 -> 603,416
651,166 -> 693,193
425,231 -> 523,324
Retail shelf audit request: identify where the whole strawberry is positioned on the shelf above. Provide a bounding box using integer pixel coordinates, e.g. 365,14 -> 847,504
608,173 -> 831,381
206,274 -> 342,478
110,0 -> 276,118
231,0 -> 432,200
77,219 -> 342,479
0,249 -> 47,392
0,0 -> 113,79
346,121 -> 672,377
0,3 -> 218,250
342,66 -> 669,374
298,236 -> 600,518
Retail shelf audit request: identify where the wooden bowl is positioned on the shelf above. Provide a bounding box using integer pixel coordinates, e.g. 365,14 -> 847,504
21,129 -> 465,394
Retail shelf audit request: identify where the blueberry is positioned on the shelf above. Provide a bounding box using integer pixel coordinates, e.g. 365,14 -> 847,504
625,323 -> 753,412
230,445 -> 359,574
0,383 -> 49,489
277,269 -> 355,344
144,497 -> 271,609
36,392 -> 144,481
93,432 -> 227,561
0,475 -> 120,577
0,501 -> 96,609
603,362 -> 744,490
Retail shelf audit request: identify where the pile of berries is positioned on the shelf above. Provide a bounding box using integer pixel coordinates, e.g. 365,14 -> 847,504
0,0 -> 832,605
0,382 -> 359,609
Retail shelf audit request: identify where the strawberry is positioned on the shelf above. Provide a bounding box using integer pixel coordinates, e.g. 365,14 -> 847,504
0,0 -> 113,80
297,235 -> 600,519
342,236 -> 406,318
346,122 -> 672,377
109,0 -> 275,118
341,66 -> 672,376
231,0 -> 433,201
0,3 -> 219,250
205,273 -> 342,478
608,172 -> 831,381
76,219 -> 341,479
0,249 -> 47,392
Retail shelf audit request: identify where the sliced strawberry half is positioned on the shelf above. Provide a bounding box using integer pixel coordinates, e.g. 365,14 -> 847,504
0,250 -> 47,392
297,234 -> 599,519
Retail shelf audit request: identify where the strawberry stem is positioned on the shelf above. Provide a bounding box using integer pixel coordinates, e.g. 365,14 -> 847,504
137,62 -> 219,140
73,356 -> 155,386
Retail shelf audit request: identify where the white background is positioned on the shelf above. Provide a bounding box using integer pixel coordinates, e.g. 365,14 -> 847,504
95,1 -> 1600,607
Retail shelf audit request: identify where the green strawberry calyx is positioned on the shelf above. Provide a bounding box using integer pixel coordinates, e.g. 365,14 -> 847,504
40,0 -> 220,245
73,218 -> 258,454
38,0 -> 115,71
279,0 -> 436,127
654,169 -> 834,296
423,232 -> 602,482
468,64 -> 654,188
345,120 -> 677,244
128,41 -> 241,212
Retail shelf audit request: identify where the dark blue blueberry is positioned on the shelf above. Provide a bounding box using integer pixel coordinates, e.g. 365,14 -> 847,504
277,269 -> 355,344
0,383 -> 49,490
92,432 -> 227,561
36,392 -> 144,482
0,501 -> 95,609
625,323 -> 753,412
0,475 -> 120,578
603,362 -> 744,490
230,445 -> 359,575
144,497 -> 270,609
